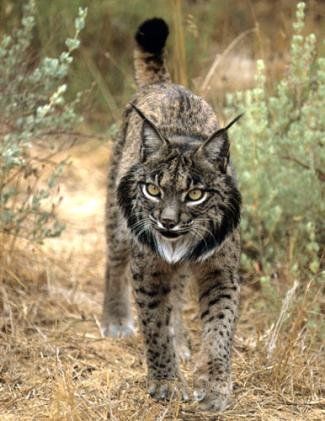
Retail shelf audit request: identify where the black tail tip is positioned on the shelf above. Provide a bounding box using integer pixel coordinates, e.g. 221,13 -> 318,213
135,18 -> 169,54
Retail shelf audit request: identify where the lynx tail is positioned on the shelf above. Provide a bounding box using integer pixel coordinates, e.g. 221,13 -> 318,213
134,18 -> 171,87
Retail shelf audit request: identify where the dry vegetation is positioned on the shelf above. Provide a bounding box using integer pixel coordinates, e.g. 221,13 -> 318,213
0,140 -> 324,420
0,0 -> 324,420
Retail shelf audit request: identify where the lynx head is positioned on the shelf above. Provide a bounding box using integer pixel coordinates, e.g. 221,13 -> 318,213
117,104 -> 242,263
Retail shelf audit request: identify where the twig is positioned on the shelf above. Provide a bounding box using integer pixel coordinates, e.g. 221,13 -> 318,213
282,155 -> 325,182
200,27 -> 257,95
35,130 -> 108,141
267,280 -> 299,359
81,48 -> 120,122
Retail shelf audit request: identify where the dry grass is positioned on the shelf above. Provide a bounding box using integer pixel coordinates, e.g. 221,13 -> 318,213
0,137 -> 324,420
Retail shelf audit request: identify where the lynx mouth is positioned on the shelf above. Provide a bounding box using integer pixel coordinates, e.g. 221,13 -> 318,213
157,229 -> 186,239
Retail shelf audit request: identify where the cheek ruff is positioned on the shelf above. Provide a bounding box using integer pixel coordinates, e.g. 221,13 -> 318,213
154,232 -> 193,264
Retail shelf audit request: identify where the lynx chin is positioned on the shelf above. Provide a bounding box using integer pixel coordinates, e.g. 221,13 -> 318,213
101,17 -> 242,412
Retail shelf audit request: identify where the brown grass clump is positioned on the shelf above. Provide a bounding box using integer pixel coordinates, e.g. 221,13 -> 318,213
0,140 -> 323,420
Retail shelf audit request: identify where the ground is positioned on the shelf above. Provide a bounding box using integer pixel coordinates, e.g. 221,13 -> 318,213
0,140 -> 323,420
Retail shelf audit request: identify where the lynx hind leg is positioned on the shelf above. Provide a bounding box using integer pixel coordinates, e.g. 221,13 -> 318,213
101,214 -> 135,338
101,262 -> 134,338
170,270 -> 191,362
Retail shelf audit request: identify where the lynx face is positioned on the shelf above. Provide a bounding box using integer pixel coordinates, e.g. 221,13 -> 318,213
118,118 -> 241,263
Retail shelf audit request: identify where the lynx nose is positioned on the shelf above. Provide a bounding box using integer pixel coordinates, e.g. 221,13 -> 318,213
160,206 -> 179,230
161,218 -> 177,230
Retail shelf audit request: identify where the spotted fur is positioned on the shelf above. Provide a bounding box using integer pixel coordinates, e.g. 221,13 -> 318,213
101,18 -> 242,412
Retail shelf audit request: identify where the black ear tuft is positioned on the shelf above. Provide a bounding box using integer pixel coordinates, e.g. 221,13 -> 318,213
194,114 -> 243,166
135,18 -> 169,54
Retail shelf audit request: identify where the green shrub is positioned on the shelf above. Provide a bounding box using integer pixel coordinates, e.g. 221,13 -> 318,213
226,2 -> 324,277
0,0 -> 87,245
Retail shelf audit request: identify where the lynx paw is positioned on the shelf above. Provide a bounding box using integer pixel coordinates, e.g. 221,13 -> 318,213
100,318 -> 135,338
148,378 -> 189,402
172,326 -> 191,362
193,377 -> 232,412
177,342 -> 191,363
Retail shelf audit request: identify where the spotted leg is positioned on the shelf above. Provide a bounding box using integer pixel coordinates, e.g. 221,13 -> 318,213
131,247 -> 189,401
192,259 -> 240,411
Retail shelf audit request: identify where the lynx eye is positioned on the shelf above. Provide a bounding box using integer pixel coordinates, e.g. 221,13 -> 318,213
146,183 -> 161,197
187,189 -> 204,201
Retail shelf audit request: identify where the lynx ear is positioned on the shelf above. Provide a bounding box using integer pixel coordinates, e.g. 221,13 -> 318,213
142,121 -> 168,159
196,114 -> 243,170
130,103 -> 169,160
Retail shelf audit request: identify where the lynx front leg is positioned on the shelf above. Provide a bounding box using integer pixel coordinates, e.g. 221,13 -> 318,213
192,264 -> 240,411
131,249 -> 189,402
101,210 -> 134,338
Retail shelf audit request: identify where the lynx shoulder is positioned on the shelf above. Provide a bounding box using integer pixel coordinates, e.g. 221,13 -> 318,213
101,17 -> 242,412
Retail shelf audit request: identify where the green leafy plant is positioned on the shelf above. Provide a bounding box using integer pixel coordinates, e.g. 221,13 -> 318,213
226,2 -> 324,277
0,1 -> 87,245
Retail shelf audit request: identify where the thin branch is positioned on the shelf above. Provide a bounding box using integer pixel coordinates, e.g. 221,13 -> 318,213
282,155 -> 325,182
35,130 -> 108,141
200,27 -> 257,95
